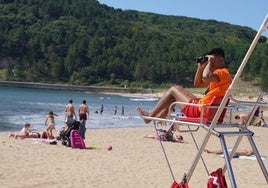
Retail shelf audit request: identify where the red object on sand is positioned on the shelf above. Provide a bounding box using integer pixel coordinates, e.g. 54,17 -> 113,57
207,168 -> 227,188
107,145 -> 112,150
171,180 -> 189,188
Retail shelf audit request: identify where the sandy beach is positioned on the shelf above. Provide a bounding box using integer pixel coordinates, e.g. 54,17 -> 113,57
1,119 -> 267,188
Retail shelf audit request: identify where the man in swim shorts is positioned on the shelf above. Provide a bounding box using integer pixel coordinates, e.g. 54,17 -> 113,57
78,100 -> 89,139
136,48 -> 231,123
65,99 -> 77,125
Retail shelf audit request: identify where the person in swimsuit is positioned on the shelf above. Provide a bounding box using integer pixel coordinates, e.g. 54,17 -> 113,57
121,106 -> 125,116
114,106 -> 117,115
144,134 -> 184,143
204,148 -> 253,156
65,99 -> 77,125
136,48 -> 231,124
99,104 -> 104,115
45,111 -> 57,139
8,123 -> 39,139
78,100 -> 89,139
235,113 -> 249,125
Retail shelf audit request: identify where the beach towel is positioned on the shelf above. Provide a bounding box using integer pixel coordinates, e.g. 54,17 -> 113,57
218,154 -> 266,160
207,168 -> 227,188
32,138 -> 57,145
70,130 -> 85,149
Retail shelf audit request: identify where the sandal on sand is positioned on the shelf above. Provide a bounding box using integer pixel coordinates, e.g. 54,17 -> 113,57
49,141 -> 57,145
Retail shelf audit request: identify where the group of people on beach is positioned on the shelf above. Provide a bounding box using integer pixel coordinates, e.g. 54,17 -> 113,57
8,96 -> 128,142
7,47 -> 266,154
95,104 -> 125,116
235,108 -> 266,127
8,112 -> 59,140
8,99 -> 90,141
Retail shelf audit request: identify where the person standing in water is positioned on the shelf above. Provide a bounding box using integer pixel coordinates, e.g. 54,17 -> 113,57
65,99 -> 76,125
78,100 -> 89,139
114,106 -> 118,115
121,106 -> 125,116
99,104 -> 104,115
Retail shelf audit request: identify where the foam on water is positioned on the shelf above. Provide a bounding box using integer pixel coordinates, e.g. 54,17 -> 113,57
130,97 -> 159,101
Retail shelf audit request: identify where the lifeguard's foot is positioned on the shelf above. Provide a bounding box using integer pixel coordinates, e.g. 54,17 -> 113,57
136,107 -> 151,124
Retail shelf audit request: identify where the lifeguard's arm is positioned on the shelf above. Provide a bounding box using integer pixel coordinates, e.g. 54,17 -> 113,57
194,61 -> 210,87
194,57 -> 219,87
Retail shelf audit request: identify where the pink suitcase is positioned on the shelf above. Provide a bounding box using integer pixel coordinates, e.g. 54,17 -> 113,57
70,130 -> 85,149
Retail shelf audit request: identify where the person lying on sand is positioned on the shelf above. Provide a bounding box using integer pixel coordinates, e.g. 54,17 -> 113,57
8,123 -> 40,139
144,134 -> 184,143
204,148 -> 253,156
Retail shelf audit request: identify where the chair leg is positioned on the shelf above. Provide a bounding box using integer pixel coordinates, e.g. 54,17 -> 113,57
247,134 -> 268,183
220,134 -> 237,188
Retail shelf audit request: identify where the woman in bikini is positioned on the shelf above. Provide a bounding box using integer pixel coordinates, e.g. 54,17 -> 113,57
45,111 -> 58,139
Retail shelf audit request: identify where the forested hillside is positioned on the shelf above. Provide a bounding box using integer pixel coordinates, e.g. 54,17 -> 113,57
0,0 -> 267,89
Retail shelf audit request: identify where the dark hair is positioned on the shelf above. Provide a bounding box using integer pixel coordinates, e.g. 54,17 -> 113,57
25,123 -> 31,127
69,99 -> 73,103
207,48 -> 225,58
82,100 -> 86,104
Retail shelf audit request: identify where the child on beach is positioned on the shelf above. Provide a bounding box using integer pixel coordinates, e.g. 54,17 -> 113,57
9,123 -> 37,139
45,111 -> 58,139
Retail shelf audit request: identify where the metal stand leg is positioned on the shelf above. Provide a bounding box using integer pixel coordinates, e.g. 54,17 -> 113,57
220,134 -> 237,188
247,134 -> 268,183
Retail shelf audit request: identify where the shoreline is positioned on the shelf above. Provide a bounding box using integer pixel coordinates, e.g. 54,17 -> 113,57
0,80 -> 263,99
0,81 -> 154,95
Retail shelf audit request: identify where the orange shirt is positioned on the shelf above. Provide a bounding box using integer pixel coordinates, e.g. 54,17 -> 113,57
199,68 -> 231,105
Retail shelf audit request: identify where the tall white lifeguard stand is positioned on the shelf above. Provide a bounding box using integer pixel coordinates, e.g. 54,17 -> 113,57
140,15 -> 268,187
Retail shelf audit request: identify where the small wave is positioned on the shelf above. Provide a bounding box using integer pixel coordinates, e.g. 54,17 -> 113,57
99,97 -> 111,101
130,98 -> 159,102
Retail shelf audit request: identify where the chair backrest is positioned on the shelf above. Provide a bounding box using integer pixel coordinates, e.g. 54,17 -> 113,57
205,96 -> 229,123
179,96 -> 229,124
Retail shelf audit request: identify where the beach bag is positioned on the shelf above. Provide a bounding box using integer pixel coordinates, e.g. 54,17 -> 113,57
207,168 -> 228,188
70,130 -> 85,149
171,181 -> 189,188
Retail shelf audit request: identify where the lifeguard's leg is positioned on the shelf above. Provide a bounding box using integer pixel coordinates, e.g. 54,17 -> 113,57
137,86 -> 197,124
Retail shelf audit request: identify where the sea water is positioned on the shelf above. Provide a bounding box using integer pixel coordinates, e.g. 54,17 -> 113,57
0,87 -> 159,132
